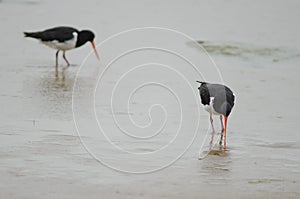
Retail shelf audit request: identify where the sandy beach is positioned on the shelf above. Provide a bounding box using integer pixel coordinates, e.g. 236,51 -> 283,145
0,0 -> 299,198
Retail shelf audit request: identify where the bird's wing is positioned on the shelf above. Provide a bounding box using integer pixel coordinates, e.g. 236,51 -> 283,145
212,86 -> 235,116
37,27 -> 79,42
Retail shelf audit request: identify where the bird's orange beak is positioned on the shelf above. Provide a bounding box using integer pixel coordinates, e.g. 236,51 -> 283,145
224,116 -> 228,150
91,41 -> 99,60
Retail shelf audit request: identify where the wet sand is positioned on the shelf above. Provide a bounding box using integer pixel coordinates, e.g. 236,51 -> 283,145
0,0 -> 300,198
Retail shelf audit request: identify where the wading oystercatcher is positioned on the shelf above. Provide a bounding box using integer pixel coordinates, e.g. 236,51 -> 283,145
197,81 -> 235,150
24,26 -> 99,67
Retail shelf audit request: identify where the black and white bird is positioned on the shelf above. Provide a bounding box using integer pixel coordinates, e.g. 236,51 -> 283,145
197,81 -> 235,149
24,26 -> 99,67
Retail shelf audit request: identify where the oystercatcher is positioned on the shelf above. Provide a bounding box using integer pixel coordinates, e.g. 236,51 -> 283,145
197,81 -> 235,149
24,26 -> 99,66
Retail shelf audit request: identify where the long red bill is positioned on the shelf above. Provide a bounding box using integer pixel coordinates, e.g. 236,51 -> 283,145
91,41 -> 100,60
224,116 -> 228,150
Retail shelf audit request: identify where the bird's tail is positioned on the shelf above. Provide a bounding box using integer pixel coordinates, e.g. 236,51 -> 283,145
24,32 -> 40,38
196,80 -> 206,84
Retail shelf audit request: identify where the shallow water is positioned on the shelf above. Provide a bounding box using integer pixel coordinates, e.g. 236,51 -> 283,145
0,0 -> 300,198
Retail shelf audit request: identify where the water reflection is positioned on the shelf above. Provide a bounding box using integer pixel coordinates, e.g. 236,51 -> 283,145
43,67 -> 73,92
55,66 -> 68,83
23,66 -> 74,120
200,148 -> 232,182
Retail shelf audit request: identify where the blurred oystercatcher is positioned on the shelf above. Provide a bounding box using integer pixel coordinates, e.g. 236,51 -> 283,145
24,26 -> 99,67
197,81 -> 235,149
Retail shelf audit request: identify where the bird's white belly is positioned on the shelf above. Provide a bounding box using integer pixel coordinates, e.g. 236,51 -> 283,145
203,97 -> 221,115
41,32 -> 77,51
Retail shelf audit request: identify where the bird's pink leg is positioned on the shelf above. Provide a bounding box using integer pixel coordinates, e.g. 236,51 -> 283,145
55,50 -> 60,67
55,50 -> 59,77
62,51 -> 70,66
219,115 -> 224,145
220,115 -> 224,132
209,114 -> 215,149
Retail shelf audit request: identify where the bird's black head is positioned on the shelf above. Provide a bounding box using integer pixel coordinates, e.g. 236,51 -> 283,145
76,30 -> 99,60
76,30 -> 95,47
196,80 -> 206,90
196,81 -> 206,85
